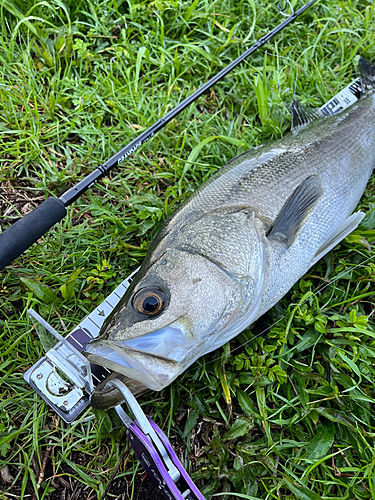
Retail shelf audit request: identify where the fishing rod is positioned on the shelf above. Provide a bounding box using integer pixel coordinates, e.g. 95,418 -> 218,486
0,0 -> 318,271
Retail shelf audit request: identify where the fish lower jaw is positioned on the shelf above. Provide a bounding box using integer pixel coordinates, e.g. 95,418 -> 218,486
85,340 -> 184,391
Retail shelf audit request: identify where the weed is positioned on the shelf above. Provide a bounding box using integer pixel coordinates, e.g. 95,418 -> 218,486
0,0 -> 375,499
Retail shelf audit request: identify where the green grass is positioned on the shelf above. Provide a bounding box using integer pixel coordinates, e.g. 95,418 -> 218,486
1,0 -> 375,499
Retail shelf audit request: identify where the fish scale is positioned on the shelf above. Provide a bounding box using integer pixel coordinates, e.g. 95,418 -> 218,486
174,211 -> 261,279
161,100 -> 374,238
84,59 -> 375,400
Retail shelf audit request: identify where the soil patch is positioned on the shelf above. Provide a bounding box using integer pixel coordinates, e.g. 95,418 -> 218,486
0,180 -> 44,228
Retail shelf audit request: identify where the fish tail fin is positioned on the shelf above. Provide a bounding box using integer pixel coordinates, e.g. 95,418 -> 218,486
358,57 -> 375,90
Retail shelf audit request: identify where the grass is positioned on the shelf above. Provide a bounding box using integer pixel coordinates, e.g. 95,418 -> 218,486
0,0 -> 375,499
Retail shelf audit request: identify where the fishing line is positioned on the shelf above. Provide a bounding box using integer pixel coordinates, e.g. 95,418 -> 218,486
0,11 -> 281,184
74,0 -> 312,137
0,0 -> 319,271
26,3 -> 296,166
204,251 -> 375,367
277,0 -> 295,17
37,35 -> 255,139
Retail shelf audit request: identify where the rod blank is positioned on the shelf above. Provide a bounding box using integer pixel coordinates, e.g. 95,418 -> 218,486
0,0 -> 318,270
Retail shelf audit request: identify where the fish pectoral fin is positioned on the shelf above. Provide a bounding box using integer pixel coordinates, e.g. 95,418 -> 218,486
311,211 -> 365,266
268,175 -> 323,248
290,98 -> 322,131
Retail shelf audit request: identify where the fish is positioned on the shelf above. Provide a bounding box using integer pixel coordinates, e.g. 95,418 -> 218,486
85,57 -> 375,408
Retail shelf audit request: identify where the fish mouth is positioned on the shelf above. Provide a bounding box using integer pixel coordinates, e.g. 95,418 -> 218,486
84,324 -> 190,391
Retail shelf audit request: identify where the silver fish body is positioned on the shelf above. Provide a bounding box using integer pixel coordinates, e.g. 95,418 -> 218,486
85,60 -> 375,406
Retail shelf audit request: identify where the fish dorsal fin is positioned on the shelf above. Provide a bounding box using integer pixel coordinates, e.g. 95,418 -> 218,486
358,56 -> 375,91
311,211 -> 365,266
268,175 -> 323,248
290,98 -> 321,131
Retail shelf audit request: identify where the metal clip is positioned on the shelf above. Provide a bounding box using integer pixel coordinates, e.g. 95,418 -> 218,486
29,309 -> 94,394
111,379 -> 206,500
24,268 -> 140,423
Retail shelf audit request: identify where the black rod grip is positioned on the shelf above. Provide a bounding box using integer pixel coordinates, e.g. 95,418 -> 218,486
0,197 -> 67,270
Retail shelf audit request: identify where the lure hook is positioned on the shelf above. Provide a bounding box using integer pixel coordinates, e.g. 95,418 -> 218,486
278,0 -> 294,17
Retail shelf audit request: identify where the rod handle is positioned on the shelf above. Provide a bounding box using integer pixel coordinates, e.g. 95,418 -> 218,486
0,197 -> 66,270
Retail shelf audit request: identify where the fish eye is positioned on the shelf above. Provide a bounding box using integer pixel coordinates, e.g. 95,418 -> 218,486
132,287 -> 166,316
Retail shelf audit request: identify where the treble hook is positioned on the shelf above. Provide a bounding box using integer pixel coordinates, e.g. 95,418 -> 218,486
277,0 -> 295,17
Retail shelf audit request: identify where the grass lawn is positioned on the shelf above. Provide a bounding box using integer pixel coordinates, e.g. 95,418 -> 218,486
1,0 -> 375,499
